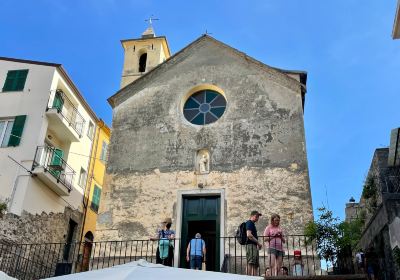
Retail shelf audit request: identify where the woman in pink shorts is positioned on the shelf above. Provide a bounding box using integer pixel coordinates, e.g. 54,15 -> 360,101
264,214 -> 285,276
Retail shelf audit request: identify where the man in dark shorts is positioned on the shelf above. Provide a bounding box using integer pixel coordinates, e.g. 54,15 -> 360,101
246,210 -> 262,276
186,233 -> 206,270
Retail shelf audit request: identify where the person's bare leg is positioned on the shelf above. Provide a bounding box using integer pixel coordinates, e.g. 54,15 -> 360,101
252,264 -> 257,276
247,264 -> 252,276
246,264 -> 251,275
270,254 -> 277,276
276,255 -> 283,275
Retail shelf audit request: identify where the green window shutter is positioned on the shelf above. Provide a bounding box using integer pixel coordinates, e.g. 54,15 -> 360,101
8,115 -> 27,146
49,148 -> 64,178
91,186 -> 101,212
3,71 -> 17,91
51,148 -> 64,166
2,70 -> 28,92
52,91 -> 64,111
15,70 -> 28,91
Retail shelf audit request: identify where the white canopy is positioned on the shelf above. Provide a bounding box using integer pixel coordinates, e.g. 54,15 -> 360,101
0,271 -> 17,280
44,259 -> 263,280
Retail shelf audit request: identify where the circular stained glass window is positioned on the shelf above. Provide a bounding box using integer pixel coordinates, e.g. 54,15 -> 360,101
183,90 -> 227,125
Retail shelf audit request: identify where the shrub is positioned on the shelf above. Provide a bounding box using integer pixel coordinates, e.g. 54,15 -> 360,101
0,201 -> 7,218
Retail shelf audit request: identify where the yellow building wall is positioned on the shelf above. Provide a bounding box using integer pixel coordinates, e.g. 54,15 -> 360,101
81,120 -> 110,241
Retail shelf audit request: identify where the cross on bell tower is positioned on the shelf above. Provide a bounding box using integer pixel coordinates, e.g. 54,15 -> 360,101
142,15 -> 159,38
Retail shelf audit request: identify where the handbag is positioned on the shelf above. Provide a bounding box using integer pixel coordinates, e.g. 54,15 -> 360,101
202,261 -> 206,271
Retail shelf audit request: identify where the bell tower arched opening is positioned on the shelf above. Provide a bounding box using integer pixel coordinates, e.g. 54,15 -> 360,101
139,53 -> 147,72
120,24 -> 171,88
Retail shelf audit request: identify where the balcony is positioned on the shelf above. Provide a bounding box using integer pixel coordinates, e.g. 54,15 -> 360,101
46,90 -> 85,142
31,146 -> 75,196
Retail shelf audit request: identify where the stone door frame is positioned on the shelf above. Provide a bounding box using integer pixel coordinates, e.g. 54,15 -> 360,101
174,188 -> 225,268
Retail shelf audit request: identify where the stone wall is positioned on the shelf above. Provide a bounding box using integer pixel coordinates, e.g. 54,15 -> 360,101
0,207 -> 82,244
0,207 -> 83,279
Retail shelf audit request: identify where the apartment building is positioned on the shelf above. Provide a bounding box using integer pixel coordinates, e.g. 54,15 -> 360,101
0,57 -> 98,244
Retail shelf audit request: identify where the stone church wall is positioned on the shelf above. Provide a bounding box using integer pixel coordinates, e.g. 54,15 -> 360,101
96,167 -> 312,241
99,38 -> 313,241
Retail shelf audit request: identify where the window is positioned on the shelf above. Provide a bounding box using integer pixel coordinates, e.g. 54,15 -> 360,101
0,115 -> 26,147
183,90 -> 227,125
0,119 -> 14,147
78,168 -> 87,188
2,70 -> 29,92
87,121 -> 94,140
91,185 -> 101,212
100,141 -> 108,163
139,53 -> 147,72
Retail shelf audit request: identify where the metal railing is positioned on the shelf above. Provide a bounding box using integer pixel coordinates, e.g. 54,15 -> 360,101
384,175 -> 400,193
0,235 -> 356,279
47,90 -> 85,137
32,146 -> 75,192
222,235 -> 321,276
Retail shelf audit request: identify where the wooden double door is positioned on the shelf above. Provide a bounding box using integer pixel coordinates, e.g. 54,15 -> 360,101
180,196 -> 220,271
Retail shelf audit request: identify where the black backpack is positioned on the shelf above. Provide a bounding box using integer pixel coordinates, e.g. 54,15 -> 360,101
236,222 -> 247,245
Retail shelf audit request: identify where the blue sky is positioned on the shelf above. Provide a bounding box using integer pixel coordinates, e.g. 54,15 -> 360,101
1,0 -> 399,220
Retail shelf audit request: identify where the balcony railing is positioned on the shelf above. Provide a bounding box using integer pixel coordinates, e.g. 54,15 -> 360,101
383,175 -> 400,193
0,236 -> 360,280
47,90 -> 85,137
32,146 -> 75,192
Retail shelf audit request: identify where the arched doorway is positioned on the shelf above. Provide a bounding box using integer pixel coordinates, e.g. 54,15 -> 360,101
139,53 -> 147,72
81,231 -> 94,271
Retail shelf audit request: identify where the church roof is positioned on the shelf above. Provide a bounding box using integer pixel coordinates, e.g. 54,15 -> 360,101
108,35 -> 308,108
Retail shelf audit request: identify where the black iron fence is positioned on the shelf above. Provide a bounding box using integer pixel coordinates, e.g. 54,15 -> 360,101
222,235 -> 324,277
32,145 -> 75,191
0,235 -> 354,280
47,89 -> 85,137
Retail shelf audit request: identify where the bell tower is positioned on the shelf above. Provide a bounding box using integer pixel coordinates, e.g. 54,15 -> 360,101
120,20 -> 171,89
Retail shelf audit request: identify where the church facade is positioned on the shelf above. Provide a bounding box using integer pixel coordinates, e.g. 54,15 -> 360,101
96,28 -> 313,269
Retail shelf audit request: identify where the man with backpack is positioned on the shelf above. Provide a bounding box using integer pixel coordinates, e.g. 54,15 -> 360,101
246,210 -> 262,276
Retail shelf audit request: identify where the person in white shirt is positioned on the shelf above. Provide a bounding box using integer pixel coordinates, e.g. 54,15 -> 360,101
355,250 -> 365,273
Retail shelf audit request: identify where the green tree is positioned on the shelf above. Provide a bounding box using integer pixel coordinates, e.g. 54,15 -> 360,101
337,217 -> 364,251
362,175 -> 378,211
305,207 -> 341,264
0,201 -> 7,218
305,207 -> 365,268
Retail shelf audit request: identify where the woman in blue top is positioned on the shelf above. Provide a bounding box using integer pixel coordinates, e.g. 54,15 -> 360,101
150,217 -> 175,266
186,233 -> 206,270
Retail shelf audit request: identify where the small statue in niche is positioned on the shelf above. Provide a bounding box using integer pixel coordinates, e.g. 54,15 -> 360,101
199,154 -> 209,174
196,149 -> 210,174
